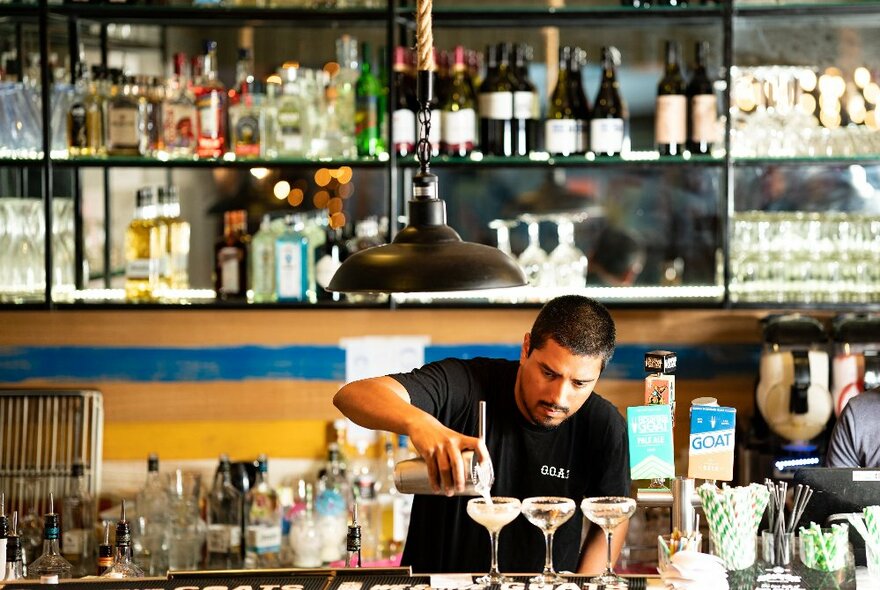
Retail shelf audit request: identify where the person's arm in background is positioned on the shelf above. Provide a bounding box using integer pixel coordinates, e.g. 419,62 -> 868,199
334,376 -> 486,495
826,401 -> 861,467
578,520 -> 628,574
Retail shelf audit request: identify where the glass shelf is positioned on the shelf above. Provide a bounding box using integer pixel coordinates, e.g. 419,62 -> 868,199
732,155 -> 880,166
52,288 -> 389,309
734,1 -> 880,17
0,3 -> 38,17
51,154 -> 388,169
391,285 -> 725,306
0,156 -> 44,165
395,4 -> 722,27
399,152 -> 725,168
47,4 -> 387,26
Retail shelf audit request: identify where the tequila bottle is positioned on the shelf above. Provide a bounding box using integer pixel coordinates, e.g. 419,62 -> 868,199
106,74 -> 147,156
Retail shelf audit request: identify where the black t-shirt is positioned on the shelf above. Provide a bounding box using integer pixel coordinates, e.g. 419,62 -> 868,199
391,357 -> 630,574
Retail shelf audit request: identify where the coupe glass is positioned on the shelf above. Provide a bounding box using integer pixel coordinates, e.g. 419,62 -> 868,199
580,496 -> 637,587
522,496 -> 576,584
466,497 -> 521,586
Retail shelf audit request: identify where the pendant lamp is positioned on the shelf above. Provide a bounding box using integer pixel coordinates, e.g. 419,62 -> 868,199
327,1 -> 527,294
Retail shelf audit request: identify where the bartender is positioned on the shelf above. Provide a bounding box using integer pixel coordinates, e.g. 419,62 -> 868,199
333,295 -> 631,574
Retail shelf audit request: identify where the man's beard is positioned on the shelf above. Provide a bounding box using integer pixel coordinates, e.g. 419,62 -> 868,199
528,402 -> 570,431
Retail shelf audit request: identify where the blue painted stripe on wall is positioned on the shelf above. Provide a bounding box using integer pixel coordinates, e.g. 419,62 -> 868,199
0,343 -> 760,383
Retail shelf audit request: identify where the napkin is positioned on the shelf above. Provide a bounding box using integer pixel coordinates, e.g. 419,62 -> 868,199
660,551 -> 729,590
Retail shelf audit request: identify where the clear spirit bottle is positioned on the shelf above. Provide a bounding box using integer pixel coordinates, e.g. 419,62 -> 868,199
61,462 -> 95,577
229,81 -> 267,158
274,216 -> 309,303
163,53 -> 198,158
101,502 -> 144,578
276,63 -> 306,157
250,214 -> 278,303
245,455 -> 282,569
26,495 -> 73,580
206,455 -> 243,570
133,454 -> 170,576
288,483 -> 321,568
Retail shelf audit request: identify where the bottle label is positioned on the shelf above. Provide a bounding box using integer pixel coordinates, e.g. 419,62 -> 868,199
108,106 -> 139,148
246,525 -> 282,554
197,90 -> 223,139
513,91 -> 535,120
655,94 -> 687,146
690,94 -> 717,144
218,246 -> 241,294
355,95 -> 379,139
478,92 -> 513,120
126,258 -> 155,281
277,110 -> 303,154
62,529 -> 87,554
441,108 -> 476,149
234,112 -> 262,157
276,240 -> 304,301
392,108 -> 416,151
590,118 -> 626,154
164,103 -> 196,149
429,108 -> 442,148
544,119 -> 580,155
207,524 -> 241,554
69,104 -> 87,148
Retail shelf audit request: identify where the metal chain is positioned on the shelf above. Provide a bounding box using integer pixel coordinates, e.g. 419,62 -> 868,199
416,0 -> 434,174
417,101 -> 432,173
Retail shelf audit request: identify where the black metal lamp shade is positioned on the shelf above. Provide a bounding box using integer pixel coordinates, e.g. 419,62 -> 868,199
328,173 -> 527,293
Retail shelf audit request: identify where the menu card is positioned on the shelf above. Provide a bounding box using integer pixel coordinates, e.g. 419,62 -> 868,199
627,405 -> 675,481
688,405 -> 736,481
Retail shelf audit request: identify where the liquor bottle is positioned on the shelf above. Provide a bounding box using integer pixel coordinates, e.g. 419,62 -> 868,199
545,47 -> 580,156
275,216 -> 309,303
101,502 -> 144,578
391,47 -> 417,158
302,216 -> 325,304
207,455 -> 244,570
568,48 -> 591,154
82,66 -> 106,156
250,214 -> 277,304
163,53 -> 197,158
426,48 -> 443,157
230,80 -> 267,158
215,210 -> 249,300
686,41 -> 716,155
133,454 -> 170,576
656,40 -> 687,156
335,35 -> 359,158
61,462 -> 95,577
0,494 -> 7,577
96,524 -> 112,576
479,44 -> 516,156
315,443 -> 351,564
441,45 -> 477,157
124,187 -> 159,303
591,46 -> 628,157
316,226 -> 348,302
288,483 -> 321,568
355,42 -> 383,157
375,435 -> 398,558
145,77 -> 164,156
352,455 -> 379,561
5,515 -> 23,581
67,62 -> 90,157
194,40 -> 227,159
106,73 -> 147,156
276,63 -> 306,157
245,455 -> 282,569
234,47 -> 254,99
378,46 -> 391,156
166,186 -> 190,291
512,43 -> 539,156
26,494 -> 73,580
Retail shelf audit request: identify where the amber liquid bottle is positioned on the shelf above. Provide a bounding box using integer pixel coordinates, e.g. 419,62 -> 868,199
655,40 -> 687,156
215,210 -> 249,300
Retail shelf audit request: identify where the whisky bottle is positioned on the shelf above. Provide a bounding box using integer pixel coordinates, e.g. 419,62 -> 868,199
215,210 -> 249,300
124,187 -> 159,303
163,53 -> 197,158
194,40 -> 227,159
106,74 -> 147,156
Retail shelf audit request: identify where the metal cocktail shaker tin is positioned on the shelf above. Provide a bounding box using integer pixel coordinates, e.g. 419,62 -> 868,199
393,450 -> 494,496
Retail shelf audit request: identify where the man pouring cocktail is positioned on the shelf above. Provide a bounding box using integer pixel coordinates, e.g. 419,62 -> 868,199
333,295 -> 631,575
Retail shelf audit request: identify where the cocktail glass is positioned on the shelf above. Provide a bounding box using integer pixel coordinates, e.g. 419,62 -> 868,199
580,496 -> 637,587
466,497 -> 522,586
522,496 -> 576,584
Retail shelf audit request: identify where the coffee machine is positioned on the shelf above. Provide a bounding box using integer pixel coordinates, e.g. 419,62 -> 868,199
831,314 -> 880,416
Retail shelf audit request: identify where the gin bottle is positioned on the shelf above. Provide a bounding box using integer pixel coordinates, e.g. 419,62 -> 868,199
26,494 -> 73,580
250,214 -> 278,303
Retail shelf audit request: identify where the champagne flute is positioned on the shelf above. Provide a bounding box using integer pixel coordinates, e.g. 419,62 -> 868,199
522,496 -> 576,584
580,496 -> 637,587
466,497 -> 521,586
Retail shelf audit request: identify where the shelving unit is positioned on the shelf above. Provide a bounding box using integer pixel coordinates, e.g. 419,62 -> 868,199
2,0 -> 879,311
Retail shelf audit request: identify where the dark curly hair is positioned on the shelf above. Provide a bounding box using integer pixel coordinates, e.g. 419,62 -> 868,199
528,295 -> 616,370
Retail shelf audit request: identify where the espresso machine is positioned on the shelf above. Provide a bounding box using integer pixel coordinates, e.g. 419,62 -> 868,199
740,315 -> 833,482
831,314 -> 880,416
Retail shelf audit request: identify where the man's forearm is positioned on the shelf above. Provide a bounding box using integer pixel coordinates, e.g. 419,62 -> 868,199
333,376 -> 426,435
577,520 -> 629,574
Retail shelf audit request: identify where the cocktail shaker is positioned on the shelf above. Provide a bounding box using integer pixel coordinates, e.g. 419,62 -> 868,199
393,400 -> 494,496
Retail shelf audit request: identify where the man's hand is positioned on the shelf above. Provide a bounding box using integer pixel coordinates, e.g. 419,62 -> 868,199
408,413 -> 489,496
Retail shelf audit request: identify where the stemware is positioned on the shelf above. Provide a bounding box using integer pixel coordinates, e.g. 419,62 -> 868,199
580,496 -> 637,587
466,497 -> 521,586
517,218 -> 548,287
521,496 -> 576,584
548,217 -> 588,289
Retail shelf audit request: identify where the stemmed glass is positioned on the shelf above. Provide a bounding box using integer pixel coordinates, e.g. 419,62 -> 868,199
489,219 -> 518,258
522,496 -> 576,584
517,217 -> 548,287
580,496 -> 637,587
548,217 -> 588,289
466,497 -> 521,586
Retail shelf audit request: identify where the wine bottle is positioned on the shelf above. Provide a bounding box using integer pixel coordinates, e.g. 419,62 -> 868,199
545,46 -> 580,156
441,45 -> 477,157
655,40 -> 687,156
512,43 -> 539,156
355,42 -> 383,157
478,43 -> 516,156
590,46 -> 628,157
568,47 -> 591,154
391,47 -> 417,157
686,41 -> 716,155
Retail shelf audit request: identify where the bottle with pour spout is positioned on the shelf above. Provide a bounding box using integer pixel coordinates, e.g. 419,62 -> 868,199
393,401 -> 494,497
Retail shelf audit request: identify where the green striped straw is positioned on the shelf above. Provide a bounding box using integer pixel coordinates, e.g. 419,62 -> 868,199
865,506 -> 880,543
799,522 -> 848,572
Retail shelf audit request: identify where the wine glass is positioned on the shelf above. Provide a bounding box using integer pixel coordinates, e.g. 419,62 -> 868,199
548,217 -> 587,289
580,496 -> 637,587
517,218 -> 548,287
466,497 -> 521,586
522,496 -> 576,584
